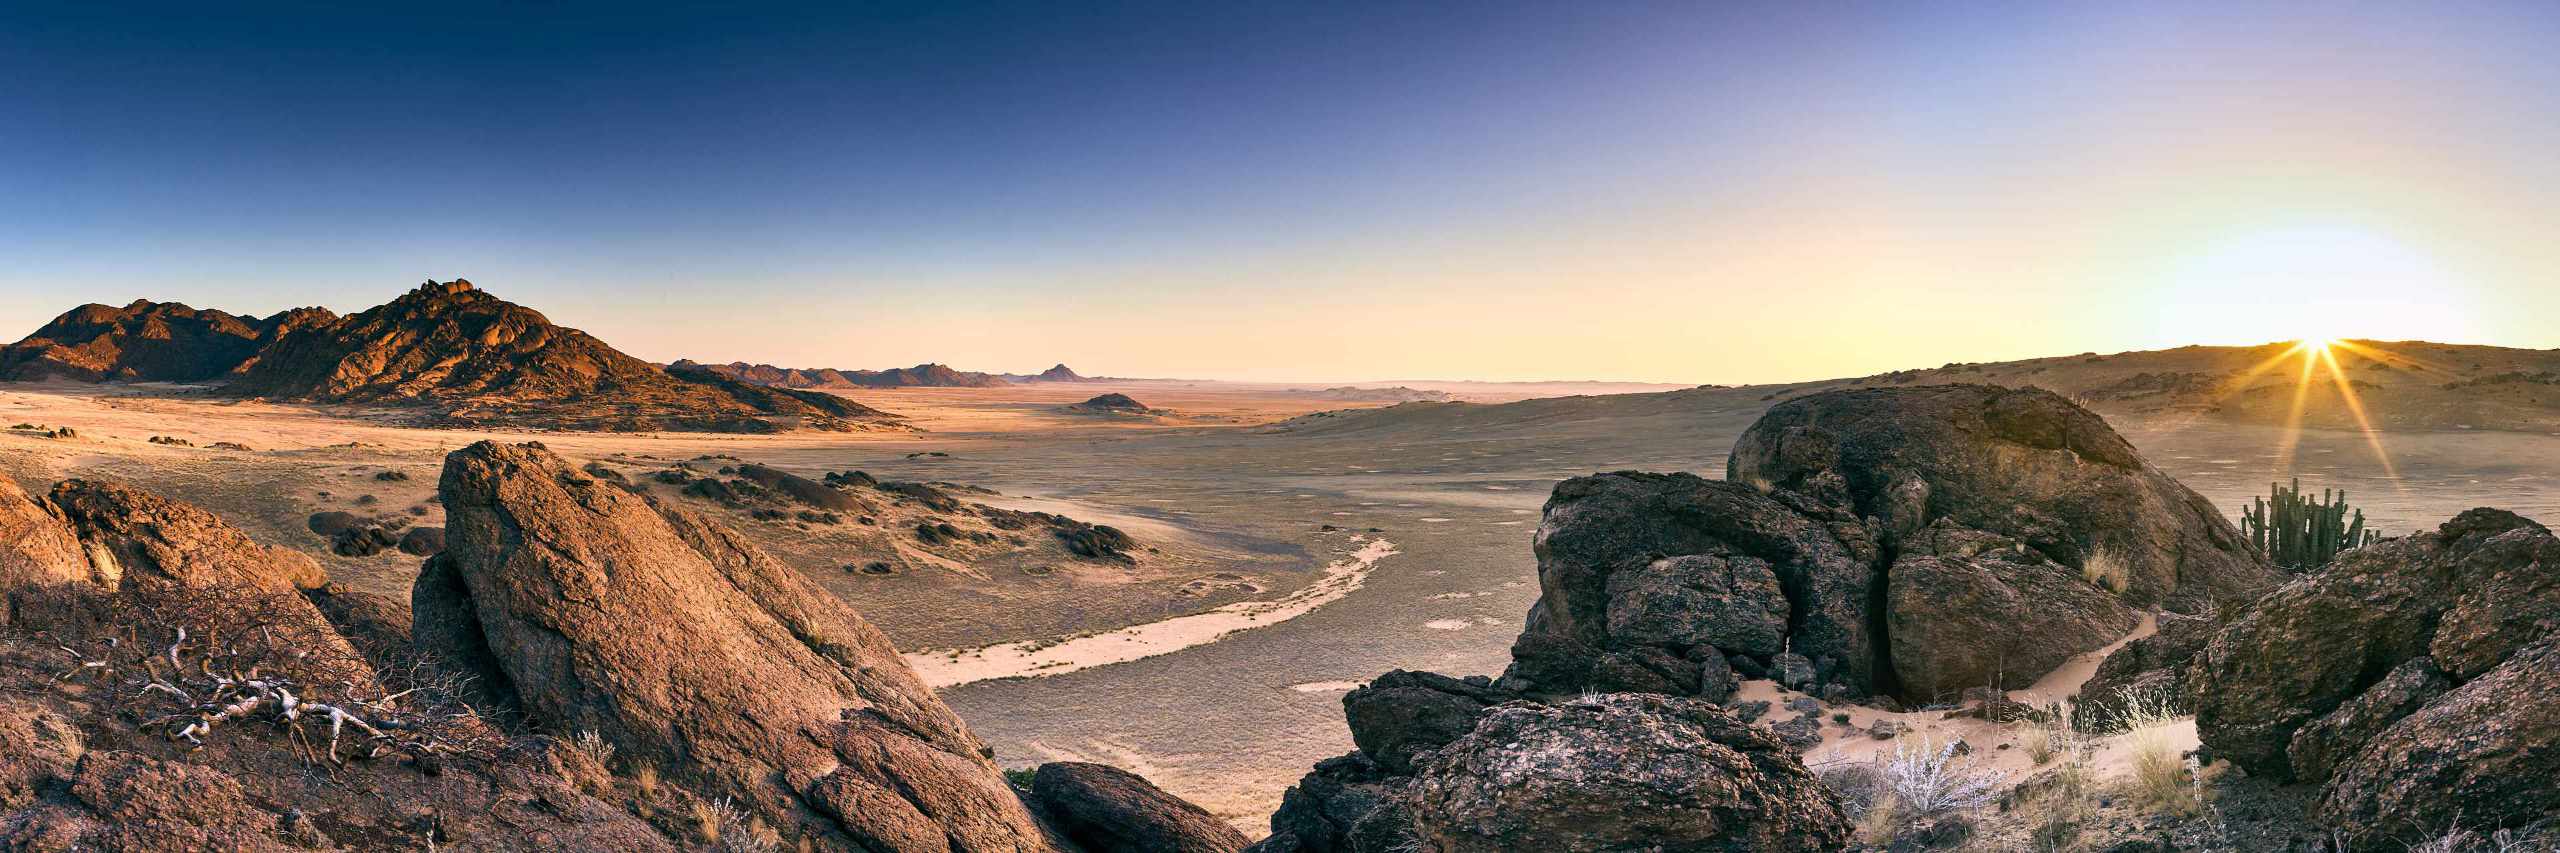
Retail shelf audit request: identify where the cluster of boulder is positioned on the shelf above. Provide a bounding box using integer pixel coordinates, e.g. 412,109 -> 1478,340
2181,508 -> 2560,845
1511,384 -> 2273,707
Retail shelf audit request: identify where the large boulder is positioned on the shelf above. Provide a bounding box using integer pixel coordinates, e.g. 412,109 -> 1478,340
1402,694 -> 1850,852
2317,640 -> 2560,841
1341,671 -> 1509,775
1030,762 -> 1250,853
421,440 -> 1061,852
1250,753 -> 1412,853
1728,384 -> 2276,611
1251,672 -> 1521,853
2189,508 -> 2560,847
1508,472 -> 1883,697
1885,520 -> 2137,699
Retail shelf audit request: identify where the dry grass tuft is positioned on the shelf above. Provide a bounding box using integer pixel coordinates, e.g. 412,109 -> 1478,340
2114,683 -> 2202,816
2081,545 -> 2131,593
2405,821 -> 2559,853
626,761 -> 660,800
2019,701 -> 2084,766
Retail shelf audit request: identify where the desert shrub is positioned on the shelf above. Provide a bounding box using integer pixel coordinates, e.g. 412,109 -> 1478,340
627,762 -> 660,799
571,729 -> 616,769
2114,683 -> 2202,816
2081,546 -> 2130,593
2019,700 -> 2084,765
1817,736 -> 2000,846
2016,759 -> 2095,851
2406,822 -> 2560,853
1882,736 -> 2002,818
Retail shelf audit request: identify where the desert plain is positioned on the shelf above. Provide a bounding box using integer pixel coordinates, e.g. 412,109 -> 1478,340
7,359 -> 2554,832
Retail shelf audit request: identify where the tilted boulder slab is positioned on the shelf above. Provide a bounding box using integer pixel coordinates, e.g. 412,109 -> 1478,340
2189,508 -> 2560,847
1729,384 -> 2276,611
1403,694 -> 1850,853
422,440 -> 1061,851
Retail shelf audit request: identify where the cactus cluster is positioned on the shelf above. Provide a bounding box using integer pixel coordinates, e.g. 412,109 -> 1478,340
2239,479 -> 2378,570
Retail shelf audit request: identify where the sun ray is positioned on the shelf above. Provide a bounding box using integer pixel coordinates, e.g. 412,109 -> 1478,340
2267,341 -> 2320,481
2314,344 -> 2404,485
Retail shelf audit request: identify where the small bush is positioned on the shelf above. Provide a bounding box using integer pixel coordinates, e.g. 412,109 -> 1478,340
627,762 -> 660,800
2081,545 -> 2130,593
1818,736 -> 2000,846
570,729 -> 616,768
2114,683 -> 2201,816
2405,821 -> 2558,853
1883,736 -> 2002,818
2019,701 -> 2083,765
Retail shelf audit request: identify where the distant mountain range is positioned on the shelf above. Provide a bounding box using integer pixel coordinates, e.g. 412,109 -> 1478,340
670,359 -> 1096,389
1,280 -> 897,433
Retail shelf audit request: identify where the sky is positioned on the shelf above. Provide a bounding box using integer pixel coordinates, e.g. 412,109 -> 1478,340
5,1 -> 2559,384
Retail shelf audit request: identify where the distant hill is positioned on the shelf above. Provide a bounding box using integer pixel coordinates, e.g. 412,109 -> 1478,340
0,301 -> 335,382
1291,385 -> 1453,402
1276,340 -> 2560,437
671,360 -> 1011,389
6,280 -> 899,433
1062,392 -> 1154,415
999,363 -> 1089,383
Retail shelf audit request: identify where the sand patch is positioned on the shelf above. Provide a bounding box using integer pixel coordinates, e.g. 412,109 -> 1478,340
904,537 -> 1399,687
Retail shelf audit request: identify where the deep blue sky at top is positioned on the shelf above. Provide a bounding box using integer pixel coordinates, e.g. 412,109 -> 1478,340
7,2 -> 2560,381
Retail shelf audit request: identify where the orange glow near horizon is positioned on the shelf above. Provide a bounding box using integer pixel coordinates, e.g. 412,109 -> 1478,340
2256,338 -> 2403,486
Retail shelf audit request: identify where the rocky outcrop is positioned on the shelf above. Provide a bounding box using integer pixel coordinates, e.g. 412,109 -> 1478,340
421,440 -> 1060,851
1729,384 -> 2276,611
1511,386 -> 2264,703
2188,508 -> 2560,847
0,300 -> 330,383
1030,762 -> 1250,853
1402,695 -> 1850,853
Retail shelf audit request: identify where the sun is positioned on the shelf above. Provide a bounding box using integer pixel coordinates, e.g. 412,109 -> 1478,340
2146,222 -> 2477,349
2295,336 -> 2337,355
